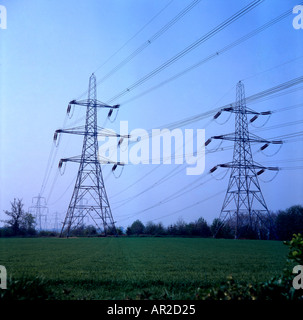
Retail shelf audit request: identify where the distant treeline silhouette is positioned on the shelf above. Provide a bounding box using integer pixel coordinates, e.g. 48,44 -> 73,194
1,199 -> 302,240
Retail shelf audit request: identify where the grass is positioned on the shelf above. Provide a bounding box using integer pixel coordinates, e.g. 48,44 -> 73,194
0,237 -> 288,299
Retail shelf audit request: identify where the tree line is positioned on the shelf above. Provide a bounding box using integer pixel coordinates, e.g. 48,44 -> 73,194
1,198 -> 303,240
126,205 -> 303,240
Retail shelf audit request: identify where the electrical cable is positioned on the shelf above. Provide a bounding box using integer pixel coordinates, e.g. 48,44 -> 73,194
106,0 -> 264,104
241,54 -> 303,82
115,172 -> 210,220
76,0 -> 200,100
95,0 -> 202,87
119,5 -> 301,106
93,0 -> 175,75
147,189 -> 226,224
47,175 -> 77,206
116,189 -> 225,224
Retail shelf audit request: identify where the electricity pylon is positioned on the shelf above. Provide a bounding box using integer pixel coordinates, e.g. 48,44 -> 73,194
207,81 -> 282,239
29,194 -> 48,231
55,73 -> 127,237
52,212 -> 59,232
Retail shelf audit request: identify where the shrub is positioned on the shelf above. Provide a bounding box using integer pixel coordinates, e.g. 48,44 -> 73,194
285,233 -> 303,265
38,230 -> 59,237
0,276 -> 54,300
276,206 -> 303,240
197,233 -> 303,300
210,218 -> 233,239
127,220 -> 145,235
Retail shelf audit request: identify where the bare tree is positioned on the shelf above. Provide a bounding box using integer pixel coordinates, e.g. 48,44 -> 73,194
2,198 -> 35,235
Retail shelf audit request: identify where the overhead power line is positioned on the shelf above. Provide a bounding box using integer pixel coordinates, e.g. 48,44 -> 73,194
116,188 -> 225,224
96,0 -> 202,86
147,189 -> 226,224
77,0 -> 201,100
93,0 -> 175,75
43,75 -> 303,207
120,3 -> 300,106
106,0 -> 265,103
134,75 -> 303,137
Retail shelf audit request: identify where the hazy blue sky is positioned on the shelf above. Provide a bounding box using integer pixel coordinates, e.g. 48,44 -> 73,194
1,0 -> 303,230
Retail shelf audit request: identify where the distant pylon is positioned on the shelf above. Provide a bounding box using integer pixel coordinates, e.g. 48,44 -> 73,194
29,194 -> 48,231
53,212 -> 59,232
207,81 -> 282,239
55,74 -> 128,237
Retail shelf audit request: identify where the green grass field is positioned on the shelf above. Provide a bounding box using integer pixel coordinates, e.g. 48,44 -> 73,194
0,237 -> 288,299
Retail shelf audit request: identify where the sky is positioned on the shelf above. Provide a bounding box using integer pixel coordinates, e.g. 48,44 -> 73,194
1,0 -> 303,231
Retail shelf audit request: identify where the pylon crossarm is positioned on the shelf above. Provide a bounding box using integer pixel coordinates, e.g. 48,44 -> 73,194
221,105 -> 271,115
59,157 -> 124,166
55,126 -> 87,137
54,127 -> 128,138
210,133 -> 282,144
217,162 -> 279,171
69,99 -> 120,109
98,128 -> 131,138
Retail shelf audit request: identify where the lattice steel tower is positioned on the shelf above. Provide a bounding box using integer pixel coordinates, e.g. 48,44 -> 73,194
208,81 -> 282,238
55,74 -> 125,237
29,194 -> 48,231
